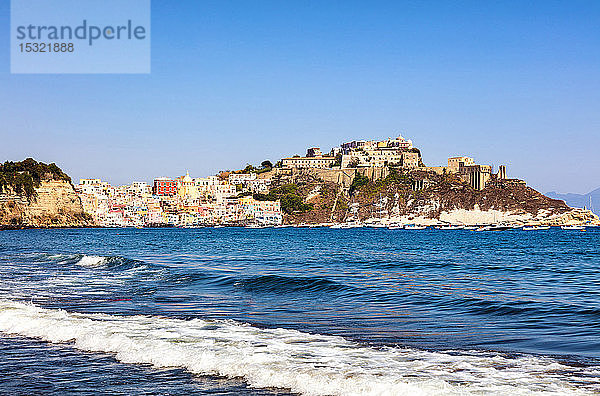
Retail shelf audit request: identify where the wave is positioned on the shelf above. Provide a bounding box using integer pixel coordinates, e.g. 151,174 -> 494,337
75,255 -> 109,267
162,272 -> 355,294
38,254 -> 146,271
233,274 -> 352,294
446,296 -> 600,321
0,300 -> 597,395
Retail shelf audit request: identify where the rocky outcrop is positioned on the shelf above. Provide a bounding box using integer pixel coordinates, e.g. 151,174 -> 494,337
0,180 -> 94,228
268,167 -> 600,225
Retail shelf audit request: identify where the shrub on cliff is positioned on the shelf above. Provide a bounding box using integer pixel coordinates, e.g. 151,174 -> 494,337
253,183 -> 313,214
0,158 -> 71,199
349,174 -> 370,195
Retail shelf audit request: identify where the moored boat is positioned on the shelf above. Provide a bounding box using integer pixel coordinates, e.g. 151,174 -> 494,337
404,224 -> 427,230
561,225 -> 585,230
476,225 -> 511,231
367,223 -> 388,228
436,225 -> 464,230
330,221 -> 364,229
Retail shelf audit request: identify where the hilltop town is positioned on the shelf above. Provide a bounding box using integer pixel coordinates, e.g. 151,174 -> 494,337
71,134 -> 598,227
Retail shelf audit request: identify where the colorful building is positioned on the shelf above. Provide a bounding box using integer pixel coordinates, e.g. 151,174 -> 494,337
153,177 -> 177,196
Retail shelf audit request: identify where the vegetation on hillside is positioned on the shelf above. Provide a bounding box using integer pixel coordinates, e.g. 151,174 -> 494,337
329,153 -> 342,168
0,158 -> 71,199
235,160 -> 273,175
349,173 -> 370,195
253,183 -> 313,214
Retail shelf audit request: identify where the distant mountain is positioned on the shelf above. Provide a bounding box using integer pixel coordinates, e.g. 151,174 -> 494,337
546,187 -> 600,215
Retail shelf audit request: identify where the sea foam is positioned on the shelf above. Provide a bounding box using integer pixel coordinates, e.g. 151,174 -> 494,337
0,300 -> 597,396
75,255 -> 107,267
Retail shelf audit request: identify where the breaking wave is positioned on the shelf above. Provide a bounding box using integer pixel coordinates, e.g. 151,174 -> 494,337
75,255 -> 108,267
0,300 -> 597,396
59,254 -> 143,271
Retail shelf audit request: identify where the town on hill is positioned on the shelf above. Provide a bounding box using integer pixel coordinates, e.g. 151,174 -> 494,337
1,135 -> 598,228
72,134 -> 596,227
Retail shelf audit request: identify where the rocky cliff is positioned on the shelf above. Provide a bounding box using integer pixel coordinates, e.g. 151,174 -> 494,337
0,159 -> 94,228
264,167 -> 599,225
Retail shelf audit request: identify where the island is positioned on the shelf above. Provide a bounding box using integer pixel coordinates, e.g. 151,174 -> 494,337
2,135 -> 598,228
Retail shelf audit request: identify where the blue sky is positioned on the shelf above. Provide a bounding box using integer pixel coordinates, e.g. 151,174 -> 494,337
1,0 -> 599,193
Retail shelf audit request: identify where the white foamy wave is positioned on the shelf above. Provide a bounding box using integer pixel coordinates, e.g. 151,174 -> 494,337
75,255 -> 107,267
0,300 -> 597,396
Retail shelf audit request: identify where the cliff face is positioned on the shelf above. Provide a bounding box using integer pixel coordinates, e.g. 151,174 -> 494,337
0,180 -> 94,228
267,167 -> 599,225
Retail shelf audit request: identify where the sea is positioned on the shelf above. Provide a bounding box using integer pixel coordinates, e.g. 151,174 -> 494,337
0,227 -> 599,395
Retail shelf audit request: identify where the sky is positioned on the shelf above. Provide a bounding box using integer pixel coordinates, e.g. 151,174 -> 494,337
1,0 -> 599,194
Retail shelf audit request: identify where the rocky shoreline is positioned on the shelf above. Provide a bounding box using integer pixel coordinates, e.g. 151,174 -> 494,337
267,167 -> 600,226
0,179 -> 95,228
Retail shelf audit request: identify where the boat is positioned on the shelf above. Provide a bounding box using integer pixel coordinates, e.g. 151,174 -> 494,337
404,224 -> 427,230
387,222 -> 404,230
476,225 -> 511,231
522,226 -> 551,231
436,225 -> 464,230
463,225 -> 479,230
245,224 -> 267,229
561,225 -> 585,230
367,223 -> 388,228
330,221 -> 364,229
342,222 -> 364,229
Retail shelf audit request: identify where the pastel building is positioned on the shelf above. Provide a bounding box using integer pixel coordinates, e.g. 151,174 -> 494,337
282,147 -> 336,169
228,173 -> 257,185
447,157 -> 475,173
284,135 -> 417,169
238,196 -> 282,225
194,176 -> 237,203
176,172 -> 200,200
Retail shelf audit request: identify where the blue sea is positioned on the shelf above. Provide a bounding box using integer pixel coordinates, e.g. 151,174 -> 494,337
0,227 -> 599,395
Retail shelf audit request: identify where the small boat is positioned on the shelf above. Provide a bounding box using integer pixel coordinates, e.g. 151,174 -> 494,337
463,225 -> 478,230
476,225 -> 511,231
367,223 -> 388,228
437,225 -> 464,230
522,226 -> 551,231
343,223 -> 364,229
404,224 -> 427,230
561,225 -> 585,230
330,222 -> 363,229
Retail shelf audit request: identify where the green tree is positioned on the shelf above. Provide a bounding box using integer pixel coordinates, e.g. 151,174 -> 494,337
253,183 -> 312,214
349,174 -> 370,195
261,160 -> 273,169
0,158 -> 71,200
